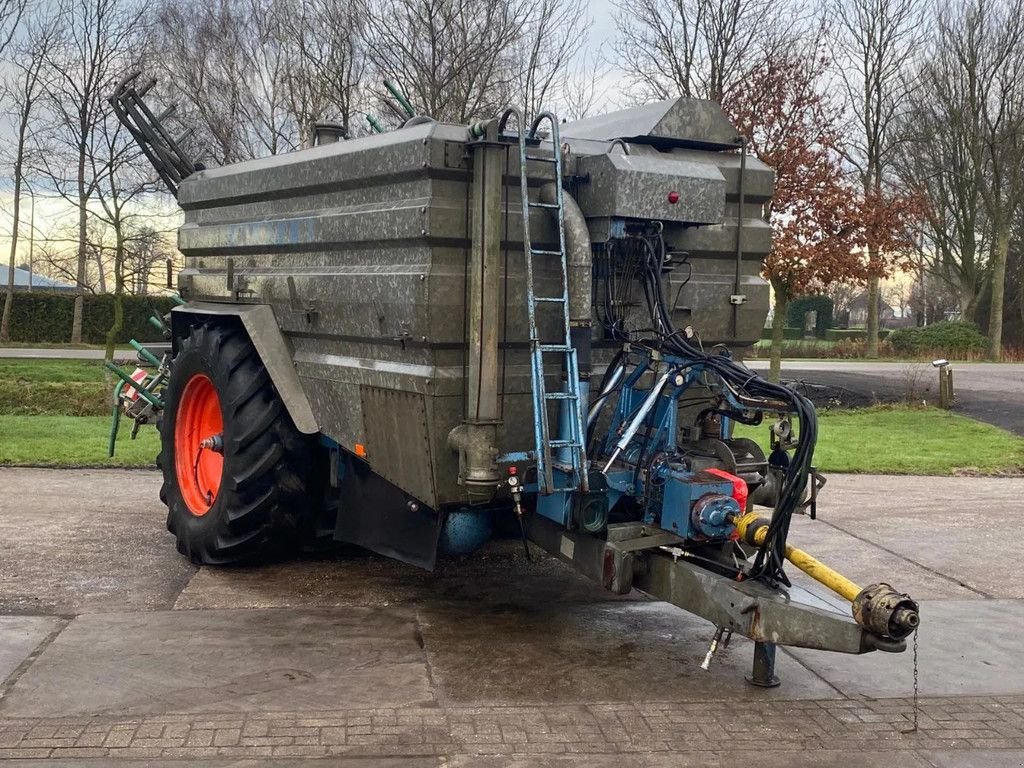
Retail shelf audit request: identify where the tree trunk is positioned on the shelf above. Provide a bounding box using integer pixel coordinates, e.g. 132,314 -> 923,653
866,271 -> 880,358
95,248 -> 106,293
71,147 -> 88,344
987,225 -> 1009,361
1,168 -> 21,343
769,280 -> 789,383
105,229 -> 125,362
960,275 -> 977,324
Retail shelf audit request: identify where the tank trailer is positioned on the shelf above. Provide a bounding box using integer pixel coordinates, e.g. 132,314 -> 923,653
109,75 -> 919,685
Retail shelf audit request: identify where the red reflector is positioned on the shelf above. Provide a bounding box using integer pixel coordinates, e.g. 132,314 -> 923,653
509,466 -> 518,475
667,191 -> 680,204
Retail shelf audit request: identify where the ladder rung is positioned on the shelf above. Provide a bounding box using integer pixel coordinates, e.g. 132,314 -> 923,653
529,202 -> 559,209
534,296 -> 566,303
548,440 -> 581,449
538,344 -> 571,352
531,249 -> 562,256
526,155 -> 558,163
545,392 -> 577,400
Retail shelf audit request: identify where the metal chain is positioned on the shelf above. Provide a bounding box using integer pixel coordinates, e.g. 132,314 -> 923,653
901,627 -> 920,734
902,628 -> 920,734
912,627 -> 920,732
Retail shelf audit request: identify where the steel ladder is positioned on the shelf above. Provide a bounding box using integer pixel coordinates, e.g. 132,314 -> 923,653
503,109 -> 588,495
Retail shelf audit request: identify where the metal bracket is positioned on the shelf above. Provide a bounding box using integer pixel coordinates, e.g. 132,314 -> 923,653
287,276 -> 319,319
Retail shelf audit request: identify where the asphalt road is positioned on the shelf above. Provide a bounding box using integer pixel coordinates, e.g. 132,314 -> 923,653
1,467 -> 1023,765
748,360 -> 1024,435
0,347 -> 138,362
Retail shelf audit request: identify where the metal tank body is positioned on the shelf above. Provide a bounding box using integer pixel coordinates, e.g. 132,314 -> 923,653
173,98 -> 774,513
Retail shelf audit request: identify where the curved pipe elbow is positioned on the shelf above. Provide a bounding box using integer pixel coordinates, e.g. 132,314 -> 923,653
538,183 -> 592,329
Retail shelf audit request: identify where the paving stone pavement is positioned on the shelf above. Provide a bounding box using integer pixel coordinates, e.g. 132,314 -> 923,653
0,696 -> 1023,761
4,469 -> 1024,766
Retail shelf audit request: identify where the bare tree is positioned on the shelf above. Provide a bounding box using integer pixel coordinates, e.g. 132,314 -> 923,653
0,0 -> 26,56
613,0 -> 798,104
89,89 -> 157,359
35,0 -> 144,343
896,0 -> 1024,359
151,0 -> 253,163
1,12 -> 58,342
969,0 -> 1024,358
152,0 -> 366,160
513,0 -> 590,119
362,0 -> 532,124
828,0 -> 922,357
278,0 -> 367,144
123,224 -> 175,294
559,47 -> 612,120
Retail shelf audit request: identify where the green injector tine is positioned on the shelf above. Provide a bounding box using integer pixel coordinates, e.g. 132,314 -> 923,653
383,80 -> 415,117
129,339 -> 162,368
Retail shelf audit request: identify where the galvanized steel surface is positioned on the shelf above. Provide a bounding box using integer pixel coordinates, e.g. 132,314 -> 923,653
173,99 -> 774,508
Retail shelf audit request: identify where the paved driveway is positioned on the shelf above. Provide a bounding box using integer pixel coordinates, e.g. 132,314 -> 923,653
1,467 -> 1023,765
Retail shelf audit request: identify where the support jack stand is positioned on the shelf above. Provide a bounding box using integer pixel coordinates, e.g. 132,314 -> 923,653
746,641 -> 781,688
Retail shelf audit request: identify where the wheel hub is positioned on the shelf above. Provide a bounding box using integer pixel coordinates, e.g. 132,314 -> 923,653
174,374 -> 224,516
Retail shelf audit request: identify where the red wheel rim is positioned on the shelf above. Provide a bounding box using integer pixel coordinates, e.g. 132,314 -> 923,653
174,373 -> 224,516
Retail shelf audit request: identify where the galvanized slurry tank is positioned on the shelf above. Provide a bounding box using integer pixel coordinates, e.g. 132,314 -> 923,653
112,80 -> 919,686
174,98 -> 772,514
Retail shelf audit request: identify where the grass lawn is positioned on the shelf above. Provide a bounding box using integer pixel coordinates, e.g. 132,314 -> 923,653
2,361 -> 1022,475
2,406 -> 1020,475
0,359 -> 160,466
735,405 -> 1024,475
0,415 -> 160,467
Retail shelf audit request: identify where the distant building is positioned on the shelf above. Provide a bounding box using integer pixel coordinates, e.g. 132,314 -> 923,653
6,267 -> 77,293
848,291 -> 895,327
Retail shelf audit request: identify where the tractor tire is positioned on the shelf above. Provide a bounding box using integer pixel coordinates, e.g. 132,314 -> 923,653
158,322 -> 315,564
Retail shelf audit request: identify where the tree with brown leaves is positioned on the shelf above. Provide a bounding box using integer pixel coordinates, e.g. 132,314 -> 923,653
724,48 -> 865,380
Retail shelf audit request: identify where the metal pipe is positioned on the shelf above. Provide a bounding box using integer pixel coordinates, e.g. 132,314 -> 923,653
731,138 -> 746,340
448,118 -> 503,494
539,183 -> 592,336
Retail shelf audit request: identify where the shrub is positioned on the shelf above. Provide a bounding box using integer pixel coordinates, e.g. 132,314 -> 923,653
826,328 -> 865,342
785,295 -> 834,338
887,320 -> 988,357
0,292 -> 175,345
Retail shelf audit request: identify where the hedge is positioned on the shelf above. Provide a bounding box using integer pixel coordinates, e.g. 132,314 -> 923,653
825,328 -> 892,341
785,296 -> 834,338
760,326 -> 805,341
887,320 -> 988,356
0,291 -> 175,345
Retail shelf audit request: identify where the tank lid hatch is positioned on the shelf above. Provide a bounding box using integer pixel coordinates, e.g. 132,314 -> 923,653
560,98 -> 742,151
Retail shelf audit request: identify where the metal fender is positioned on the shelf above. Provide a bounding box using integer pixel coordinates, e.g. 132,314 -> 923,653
170,302 -> 319,434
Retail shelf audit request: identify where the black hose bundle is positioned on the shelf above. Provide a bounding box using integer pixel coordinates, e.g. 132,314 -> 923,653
612,229 -> 818,586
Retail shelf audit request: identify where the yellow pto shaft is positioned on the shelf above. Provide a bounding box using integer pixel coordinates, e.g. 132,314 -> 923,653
740,516 -> 861,601
733,513 -> 919,640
